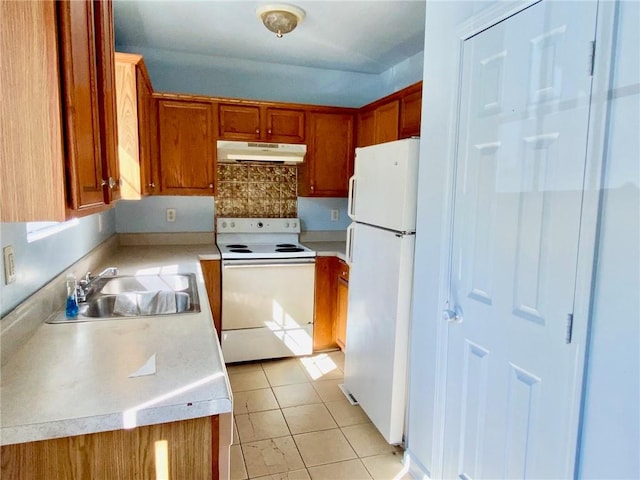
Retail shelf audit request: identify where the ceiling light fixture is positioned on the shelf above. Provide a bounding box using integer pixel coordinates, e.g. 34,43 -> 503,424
256,4 -> 306,38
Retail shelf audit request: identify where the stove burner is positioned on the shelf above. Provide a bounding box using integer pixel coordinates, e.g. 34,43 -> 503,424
276,247 -> 305,253
226,244 -> 248,249
230,248 -> 252,253
276,243 -> 297,248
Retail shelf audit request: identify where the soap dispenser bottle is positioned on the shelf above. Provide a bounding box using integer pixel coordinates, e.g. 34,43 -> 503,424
65,273 -> 79,319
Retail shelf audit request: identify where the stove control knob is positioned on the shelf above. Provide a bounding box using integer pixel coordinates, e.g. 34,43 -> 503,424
258,221 -> 264,228
230,222 -> 235,228
284,222 -> 290,228
221,221 -> 227,229
292,221 -> 297,228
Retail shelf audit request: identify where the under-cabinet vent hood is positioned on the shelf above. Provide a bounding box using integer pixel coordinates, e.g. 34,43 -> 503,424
217,140 -> 306,165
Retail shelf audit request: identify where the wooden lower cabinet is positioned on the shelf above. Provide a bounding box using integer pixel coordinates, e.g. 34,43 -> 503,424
313,256 -> 338,351
313,257 -> 349,351
201,259 -> 222,341
336,260 -> 350,351
1,416 -> 222,480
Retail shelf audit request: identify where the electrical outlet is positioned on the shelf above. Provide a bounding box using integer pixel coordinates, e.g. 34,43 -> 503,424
3,245 -> 16,284
331,209 -> 340,221
166,208 -> 176,222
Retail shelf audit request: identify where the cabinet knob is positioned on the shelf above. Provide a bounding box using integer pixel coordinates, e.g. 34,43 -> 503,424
310,184 -> 314,191
255,128 -> 260,135
148,182 -> 156,188
209,183 -> 213,188
100,179 -> 107,187
108,177 -> 117,189
267,129 -> 272,135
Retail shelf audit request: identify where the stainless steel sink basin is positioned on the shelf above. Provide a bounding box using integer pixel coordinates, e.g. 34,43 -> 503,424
98,274 -> 191,294
47,273 -> 200,323
80,292 -> 193,318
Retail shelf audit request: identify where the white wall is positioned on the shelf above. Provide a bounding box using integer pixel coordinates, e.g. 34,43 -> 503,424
0,210 -> 116,316
117,46 -> 424,108
577,1 -> 640,477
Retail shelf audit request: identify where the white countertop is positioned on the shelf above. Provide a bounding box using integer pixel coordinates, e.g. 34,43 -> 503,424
0,244 -> 231,446
302,241 -> 347,262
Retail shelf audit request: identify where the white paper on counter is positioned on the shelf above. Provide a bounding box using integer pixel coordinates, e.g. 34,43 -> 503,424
128,354 -> 157,378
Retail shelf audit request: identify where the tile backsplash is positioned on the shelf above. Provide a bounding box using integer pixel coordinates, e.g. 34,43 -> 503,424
216,164 -> 297,218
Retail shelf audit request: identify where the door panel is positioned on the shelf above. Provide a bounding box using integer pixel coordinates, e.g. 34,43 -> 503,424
443,2 -> 597,478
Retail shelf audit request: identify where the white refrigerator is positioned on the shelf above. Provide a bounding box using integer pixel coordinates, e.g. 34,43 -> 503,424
344,137 -> 420,445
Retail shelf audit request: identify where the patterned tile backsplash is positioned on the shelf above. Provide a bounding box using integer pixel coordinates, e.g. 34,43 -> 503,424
216,164 -> 297,218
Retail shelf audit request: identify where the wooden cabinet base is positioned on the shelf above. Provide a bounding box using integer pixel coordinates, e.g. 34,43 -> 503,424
1,416 -> 222,480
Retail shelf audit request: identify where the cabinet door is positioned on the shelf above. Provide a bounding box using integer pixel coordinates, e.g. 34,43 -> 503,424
336,275 -> 349,351
201,260 -> 222,341
0,0 -> 66,222
115,53 -> 156,198
265,108 -> 305,143
313,256 -> 338,351
58,0 -> 108,212
218,104 -> 261,140
158,100 -> 215,195
399,85 -> 422,138
137,67 -> 156,195
356,109 -> 375,148
114,60 -> 140,198
93,0 -> 120,202
374,100 -> 400,144
302,111 -> 355,197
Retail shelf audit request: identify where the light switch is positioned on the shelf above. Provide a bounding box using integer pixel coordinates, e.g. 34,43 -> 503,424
3,245 -> 16,284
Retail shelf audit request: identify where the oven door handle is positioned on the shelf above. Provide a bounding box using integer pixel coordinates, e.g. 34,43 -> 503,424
223,259 -> 316,268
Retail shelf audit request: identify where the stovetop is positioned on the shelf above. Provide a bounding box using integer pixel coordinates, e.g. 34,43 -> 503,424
216,218 -> 316,260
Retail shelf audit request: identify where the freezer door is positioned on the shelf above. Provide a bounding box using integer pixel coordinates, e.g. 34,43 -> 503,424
349,138 -> 420,232
344,222 -> 415,444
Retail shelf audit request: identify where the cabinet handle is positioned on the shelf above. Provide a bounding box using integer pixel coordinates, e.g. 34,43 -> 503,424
108,177 -> 117,189
100,179 -> 107,187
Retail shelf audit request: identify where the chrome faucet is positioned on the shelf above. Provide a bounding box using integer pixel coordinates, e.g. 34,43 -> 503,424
77,267 -> 118,302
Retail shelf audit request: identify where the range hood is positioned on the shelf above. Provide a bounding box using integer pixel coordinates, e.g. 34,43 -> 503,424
217,140 -> 306,165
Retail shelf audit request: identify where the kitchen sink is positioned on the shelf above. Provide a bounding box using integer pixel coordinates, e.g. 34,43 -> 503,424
47,274 -> 200,323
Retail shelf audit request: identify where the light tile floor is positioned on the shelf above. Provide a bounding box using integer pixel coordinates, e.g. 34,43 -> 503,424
227,350 -> 413,480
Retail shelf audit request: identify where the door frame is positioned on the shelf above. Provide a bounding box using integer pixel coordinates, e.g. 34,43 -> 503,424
406,1 -> 617,478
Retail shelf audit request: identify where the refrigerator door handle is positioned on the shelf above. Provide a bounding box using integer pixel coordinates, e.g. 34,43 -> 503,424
347,176 -> 357,220
346,223 -> 355,265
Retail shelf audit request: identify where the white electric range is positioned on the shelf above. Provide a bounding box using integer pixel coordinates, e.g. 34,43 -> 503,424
216,218 -> 316,363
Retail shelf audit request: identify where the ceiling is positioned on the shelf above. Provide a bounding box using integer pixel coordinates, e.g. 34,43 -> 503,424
113,1 -> 426,75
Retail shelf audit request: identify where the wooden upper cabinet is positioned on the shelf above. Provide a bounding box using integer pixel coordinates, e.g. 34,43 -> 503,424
399,83 -> 422,138
0,0 -> 66,222
356,109 -> 375,148
218,104 -> 260,141
265,108 -> 305,143
356,82 -> 422,148
58,0 -> 118,215
93,0 -> 120,203
114,52 -> 156,199
157,99 -> 215,195
299,111 -> 355,197
374,100 -> 400,144
219,103 -> 305,143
